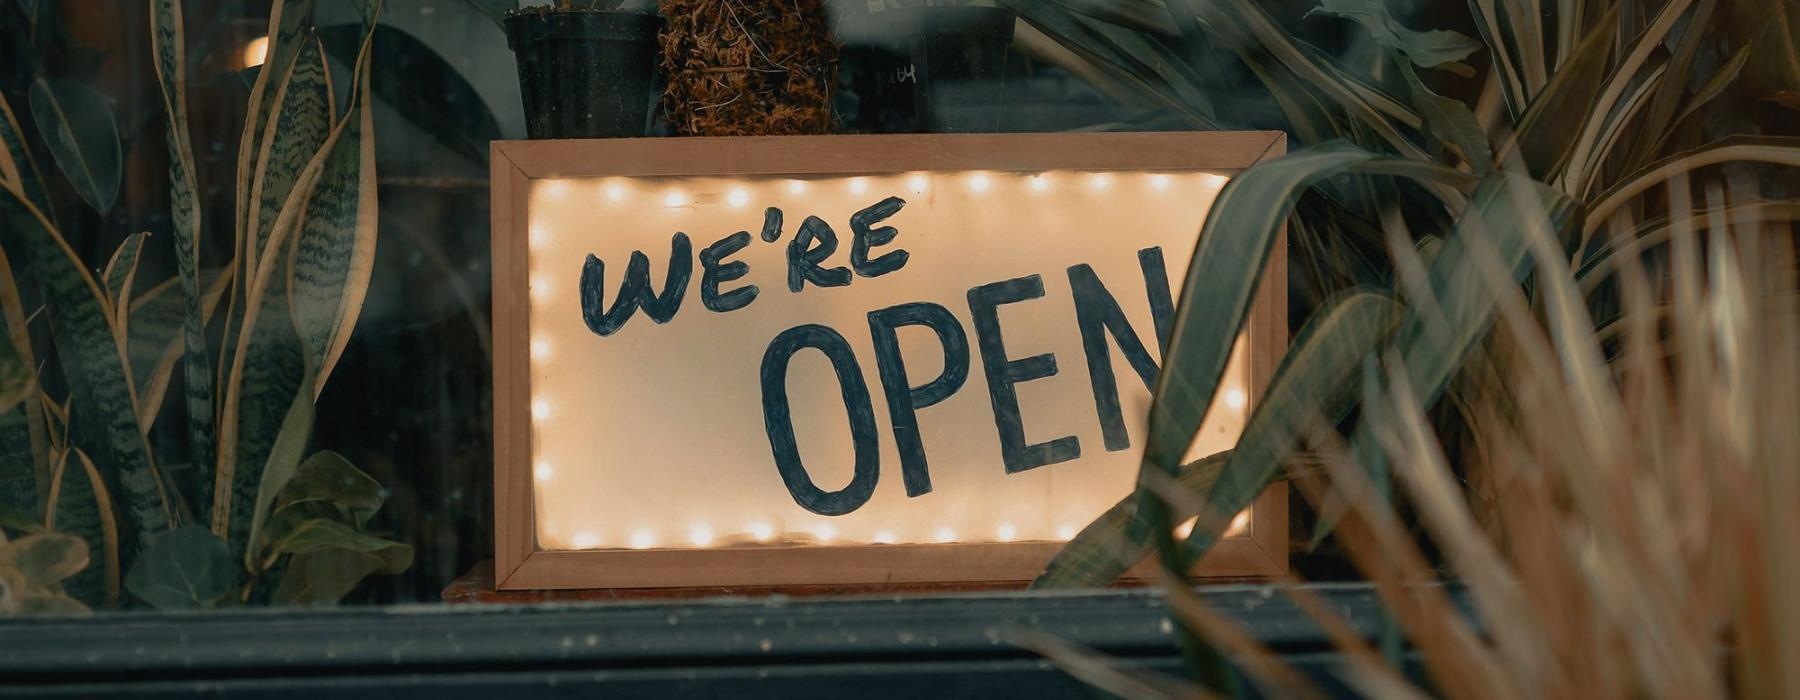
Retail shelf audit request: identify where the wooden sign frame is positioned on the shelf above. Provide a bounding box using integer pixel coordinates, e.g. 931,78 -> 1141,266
491,132 -> 1288,591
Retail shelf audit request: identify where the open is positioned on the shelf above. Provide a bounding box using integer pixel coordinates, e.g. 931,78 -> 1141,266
489,132 -> 1289,589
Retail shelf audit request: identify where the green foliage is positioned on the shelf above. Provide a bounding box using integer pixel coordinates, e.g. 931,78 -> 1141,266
1018,0 -> 1800,589
122,271 -> 228,432
1035,452 -> 1229,588
217,30 -> 326,561
286,56 -> 379,399
1014,1 -> 1796,694
0,532 -> 90,615
0,176 -> 169,551
1122,142 -> 1473,573
0,0 -> 406,612
0,316 -> 31,416
2,530 -> 86,585
48,450 -> 119,605
1306,0 -> 1480,72
242,382 -> 314,570
268,518 -> 409,566
1306,172 -> 1578,545
0,502 -> 41,534
1400,63 -> 1492,172
319,23 -> 502,167
25,78 -> 120,214
1036,288 -> 1403,587
122,525 -> 238,609
149,0 -> 219,528
257,449 -> 410,606
273,451 -> 385,531
102,232 -> 147,321
0,91 -> 52,217
272,543 -> 408,605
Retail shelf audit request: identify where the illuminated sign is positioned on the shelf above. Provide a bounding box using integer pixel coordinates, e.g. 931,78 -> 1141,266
491,133 -> 1287,589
